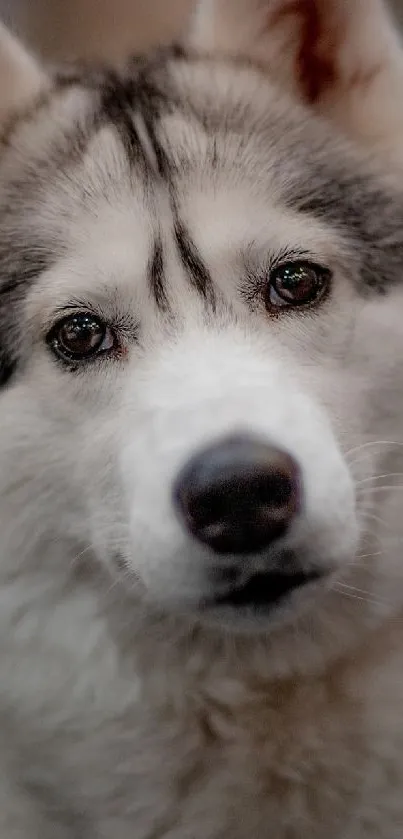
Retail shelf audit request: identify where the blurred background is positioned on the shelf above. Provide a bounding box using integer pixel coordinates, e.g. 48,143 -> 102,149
0,0 -> 402,63
0,0 -> 189,59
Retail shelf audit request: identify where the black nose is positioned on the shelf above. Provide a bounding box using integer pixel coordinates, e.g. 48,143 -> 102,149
173,434 -> 301,555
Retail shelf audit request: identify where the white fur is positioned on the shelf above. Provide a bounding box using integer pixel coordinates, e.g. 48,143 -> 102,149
1,2 -> 403,837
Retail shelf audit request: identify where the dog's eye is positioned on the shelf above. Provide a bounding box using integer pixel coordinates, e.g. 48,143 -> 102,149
47,313 -> 116,363
265,261 -> 330,311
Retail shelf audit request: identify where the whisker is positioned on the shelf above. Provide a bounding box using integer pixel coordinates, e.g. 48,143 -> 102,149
69,544 -> 94,567
357,485 -> 403,495
346,442 -> 403,477
332,587 -> 386,608
336,582 -> 375,596
346,441 -> 403,457
105,573 -> 130,597
357,510 -> 386,522
356,473 -> 403,485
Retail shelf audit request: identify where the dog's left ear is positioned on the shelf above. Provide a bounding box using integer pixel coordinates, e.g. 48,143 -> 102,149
0,23 -> 47,127
189,0 -> 403,168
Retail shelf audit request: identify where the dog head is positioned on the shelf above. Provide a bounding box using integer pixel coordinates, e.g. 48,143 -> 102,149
1,2 -> 403,673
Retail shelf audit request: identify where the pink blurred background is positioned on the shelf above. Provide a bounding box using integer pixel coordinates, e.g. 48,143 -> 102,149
1,0 -> 403,64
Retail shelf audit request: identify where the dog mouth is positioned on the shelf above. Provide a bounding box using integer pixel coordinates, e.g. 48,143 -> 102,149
205,568 -> 323,612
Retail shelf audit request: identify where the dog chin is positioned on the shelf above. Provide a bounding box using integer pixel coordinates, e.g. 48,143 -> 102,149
160,571 -> 331,635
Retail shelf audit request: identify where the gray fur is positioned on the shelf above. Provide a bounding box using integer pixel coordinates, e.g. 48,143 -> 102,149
1,53 -> 403,385
3,4 -> 403,837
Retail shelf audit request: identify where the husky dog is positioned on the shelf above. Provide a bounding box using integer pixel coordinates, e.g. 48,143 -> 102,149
3,0 -> 403,836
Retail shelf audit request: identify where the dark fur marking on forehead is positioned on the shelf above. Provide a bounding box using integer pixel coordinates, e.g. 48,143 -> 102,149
101,79 -> 144,163
148,238 -> 169,312
286,163 -> 403,293
52,49 -> 188,181
138,108 -> 170,180
121,74 -> 172,179
98,73 -> 170,178
174,222 -> 216,307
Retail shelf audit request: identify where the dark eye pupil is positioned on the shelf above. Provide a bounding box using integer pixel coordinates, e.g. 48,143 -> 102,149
58,315 -> 105,357
275,264 -> 316,301
268,261 -> 329,309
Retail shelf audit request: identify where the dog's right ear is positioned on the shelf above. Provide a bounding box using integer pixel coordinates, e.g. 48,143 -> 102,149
188,0 -> 403,170
0,23 -> 47,128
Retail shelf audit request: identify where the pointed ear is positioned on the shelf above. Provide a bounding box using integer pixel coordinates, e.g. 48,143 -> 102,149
0,23 -> 47,126
189,0 -> 403,168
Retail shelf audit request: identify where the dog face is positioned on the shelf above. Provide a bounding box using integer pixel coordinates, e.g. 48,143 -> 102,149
1,2 -> 403,663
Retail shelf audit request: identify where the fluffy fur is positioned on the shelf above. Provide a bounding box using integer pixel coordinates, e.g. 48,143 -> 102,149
2,1 -> 403,836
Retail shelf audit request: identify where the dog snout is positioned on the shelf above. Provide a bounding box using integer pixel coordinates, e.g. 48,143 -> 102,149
172,433 -> 301,555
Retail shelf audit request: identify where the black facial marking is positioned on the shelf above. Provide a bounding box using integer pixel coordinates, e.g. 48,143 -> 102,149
148,238 -> 169,312
286,163 -> 403,294
101,77 -> 144,163
165,43 -> 188,61
0,351 -> 16,388
98,70 -> 171,178
0,303 -> 18,390
0,245 -> 54,389
174,221 -> 216,307
127,71 -> 173,179
138,109 -> 170,179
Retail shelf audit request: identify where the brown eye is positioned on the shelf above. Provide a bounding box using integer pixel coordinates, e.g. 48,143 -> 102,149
266,261 -> 330,310
47,313 -> 115,363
